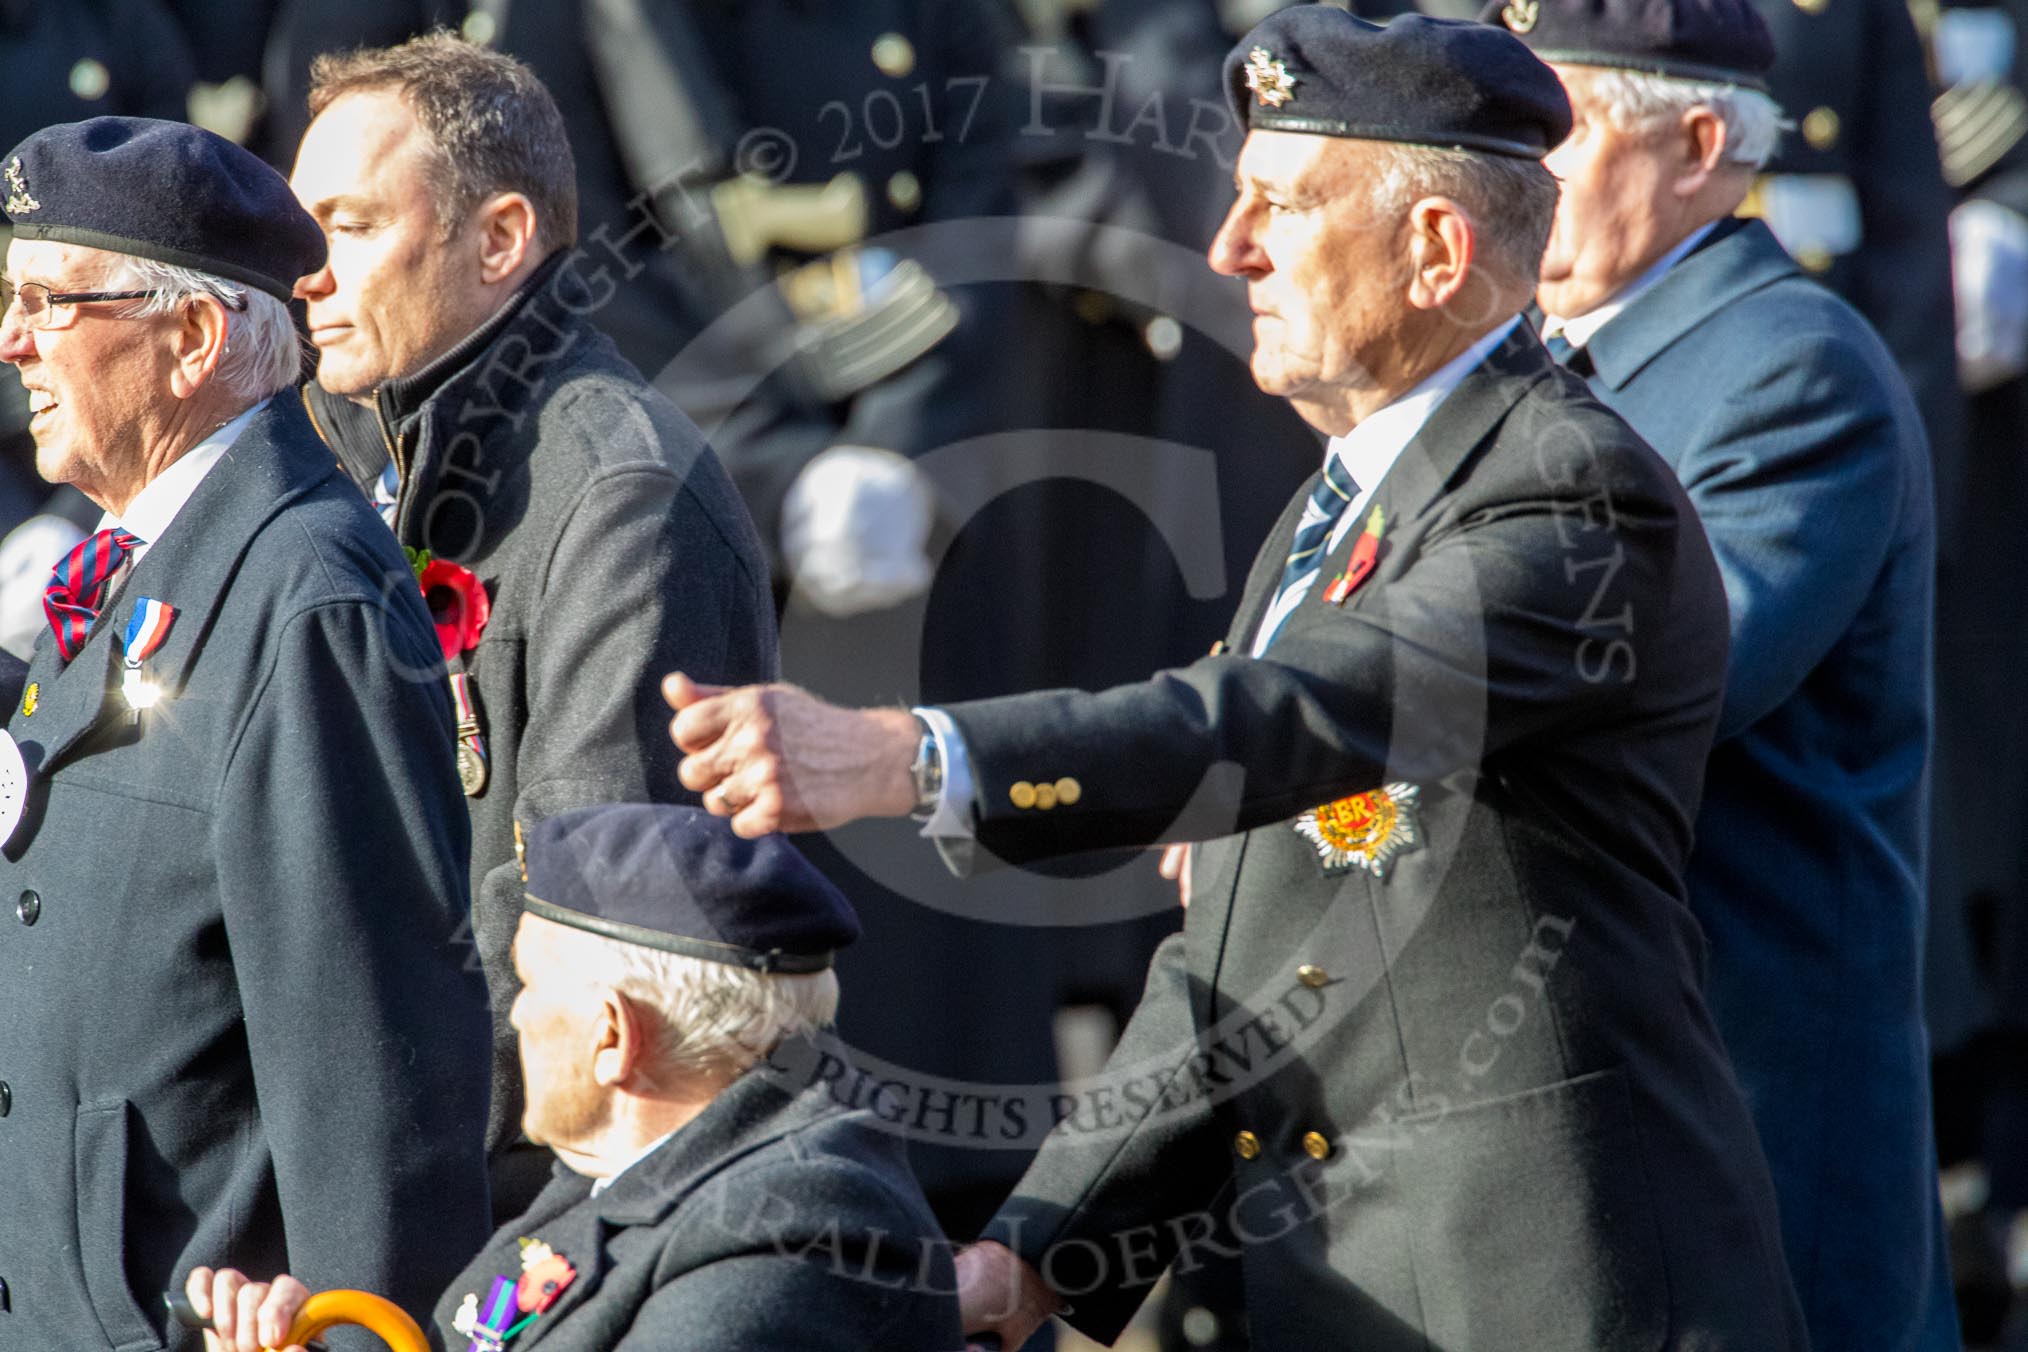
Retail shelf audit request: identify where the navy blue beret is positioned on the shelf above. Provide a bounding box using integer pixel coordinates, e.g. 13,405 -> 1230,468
1482,0 -> 1776,91
1,117 -> 326,302
1224,9 -> 1572,159
524,805 -> 859,975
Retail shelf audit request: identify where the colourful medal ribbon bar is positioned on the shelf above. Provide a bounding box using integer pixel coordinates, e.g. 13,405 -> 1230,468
466,1274 -> 517,1352
121,597 -> 175,667
451,672 -> 481,729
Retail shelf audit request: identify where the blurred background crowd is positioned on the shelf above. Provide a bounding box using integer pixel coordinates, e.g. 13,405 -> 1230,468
0,0 -> 2022,1346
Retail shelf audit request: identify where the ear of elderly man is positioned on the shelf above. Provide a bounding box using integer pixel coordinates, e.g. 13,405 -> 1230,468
672,6 -> 1815,1350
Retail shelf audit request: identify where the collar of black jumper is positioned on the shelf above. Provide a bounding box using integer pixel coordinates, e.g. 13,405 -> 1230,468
374,249 -> 570,437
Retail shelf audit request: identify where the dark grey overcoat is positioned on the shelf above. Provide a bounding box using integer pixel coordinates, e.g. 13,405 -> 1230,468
429,1052 -> 963,1351
305,255 -> 779,1192
962,326 -> 1810,1348
0,396 -> 492,1348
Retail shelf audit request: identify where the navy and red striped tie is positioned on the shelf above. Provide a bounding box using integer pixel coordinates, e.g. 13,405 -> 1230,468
43,528 -> 142,663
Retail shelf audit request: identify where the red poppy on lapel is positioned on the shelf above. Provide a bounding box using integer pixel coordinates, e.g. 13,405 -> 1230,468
1323,506 -> 1386,606
419,559 -> 491,662
516,1238 -> 577,1314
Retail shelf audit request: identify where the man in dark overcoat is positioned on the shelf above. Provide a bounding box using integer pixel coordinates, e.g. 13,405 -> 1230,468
188,804 -> 962,1352
0,117 -> 490,1347
668,10 -> 1807,1348
286,35 -> 778,1215
1510,0 -> 1957,1345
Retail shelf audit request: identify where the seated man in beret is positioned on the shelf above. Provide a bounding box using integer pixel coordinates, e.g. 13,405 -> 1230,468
0,116 -> 489,1345
187,804 -> 964,1352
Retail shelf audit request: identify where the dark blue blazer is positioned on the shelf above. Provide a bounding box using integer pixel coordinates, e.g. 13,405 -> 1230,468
1578,217 -> 1957,1352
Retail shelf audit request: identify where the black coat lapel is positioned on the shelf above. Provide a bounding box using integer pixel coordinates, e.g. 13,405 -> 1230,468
1356,320 -> 1552,530
505,1200 -> 611,1346
508,1060 -> 833,1346
5,397 -> 338,774
1261,320 -> 1555,645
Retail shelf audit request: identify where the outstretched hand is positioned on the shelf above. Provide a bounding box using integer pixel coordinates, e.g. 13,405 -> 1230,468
1158,844 -> 1193,908
663,673 -> 921,836
184,1266 -> 313,1352
956,1240 -> 1062,1351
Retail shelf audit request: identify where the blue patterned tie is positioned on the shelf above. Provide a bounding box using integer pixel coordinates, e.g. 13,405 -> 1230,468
1277,453 -> 1361,601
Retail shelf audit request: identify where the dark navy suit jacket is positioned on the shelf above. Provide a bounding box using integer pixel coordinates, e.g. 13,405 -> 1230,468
1577,217 -> 1957,1352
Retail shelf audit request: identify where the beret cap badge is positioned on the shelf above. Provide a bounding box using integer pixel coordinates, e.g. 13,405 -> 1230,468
1243,47 -> 1299,109
1501,0 -> 1541,34
5,159 -> 38,215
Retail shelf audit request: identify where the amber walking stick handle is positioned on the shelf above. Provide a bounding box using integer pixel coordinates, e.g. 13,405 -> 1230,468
167,1288 -> 431,1352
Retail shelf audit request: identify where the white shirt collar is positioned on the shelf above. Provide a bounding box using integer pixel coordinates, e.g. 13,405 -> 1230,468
587,1128 -> 681,1197
97,400 -> 266,561
1542,222 -> 1719,350
1323,315 -> 1521,503
1250,317 -> 1518,657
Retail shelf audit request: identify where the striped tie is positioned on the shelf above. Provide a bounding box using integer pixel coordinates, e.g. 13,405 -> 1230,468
1276,453 -> 1361,602
43,528 -> 142,663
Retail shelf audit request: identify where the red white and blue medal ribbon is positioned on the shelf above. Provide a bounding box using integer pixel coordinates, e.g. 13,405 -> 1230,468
120,597 -> 176,712
122,597 -> 174,665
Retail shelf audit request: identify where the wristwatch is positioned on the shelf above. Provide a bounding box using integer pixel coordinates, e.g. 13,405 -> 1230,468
909,713 -> 943,820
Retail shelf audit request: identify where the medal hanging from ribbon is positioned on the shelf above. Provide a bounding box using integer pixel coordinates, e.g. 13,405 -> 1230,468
451,1238 -> 577,1351
453,1274 -> 519,1352
451,672 -> 489,796
120,597 -> 176,718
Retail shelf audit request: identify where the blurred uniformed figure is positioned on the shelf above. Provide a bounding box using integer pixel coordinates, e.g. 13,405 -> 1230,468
256,1 -> 461,163
460,0 -> 1020,617
1926,0 -> 2028,1341
1737,0 -> 1968,520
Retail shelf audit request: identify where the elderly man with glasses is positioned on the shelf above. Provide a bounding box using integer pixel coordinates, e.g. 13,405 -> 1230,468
0,117 -> 491,1347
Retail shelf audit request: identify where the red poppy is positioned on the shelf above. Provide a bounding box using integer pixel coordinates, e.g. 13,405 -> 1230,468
418,559 -> 490,662
516,1253 -> 576,1314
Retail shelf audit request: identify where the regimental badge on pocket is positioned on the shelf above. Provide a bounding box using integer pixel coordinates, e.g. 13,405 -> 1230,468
1293,783 -> 1422,878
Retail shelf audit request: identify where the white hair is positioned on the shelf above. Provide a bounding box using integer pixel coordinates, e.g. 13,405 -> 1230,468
553,925 -> 841,1085
1368,142 -> 1563,287
1582,68 -> 1788,170
101,256 -> 304,401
